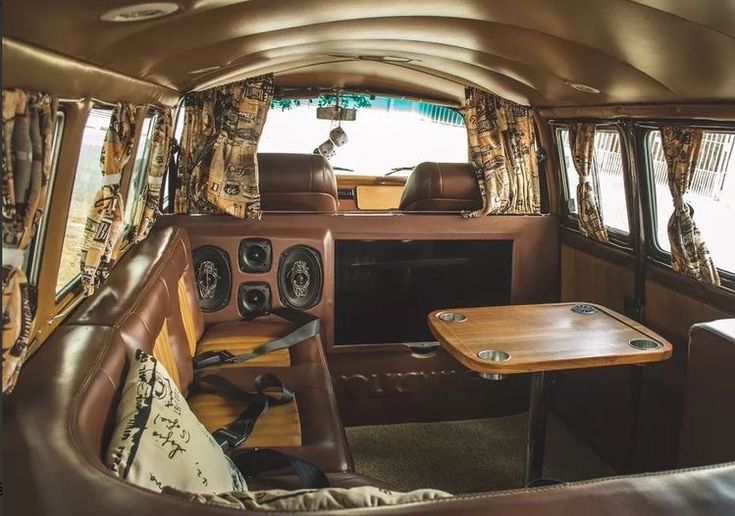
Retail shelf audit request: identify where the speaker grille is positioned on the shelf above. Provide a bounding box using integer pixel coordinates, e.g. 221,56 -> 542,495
278,245 -> 323,310
192,246 -> 231,312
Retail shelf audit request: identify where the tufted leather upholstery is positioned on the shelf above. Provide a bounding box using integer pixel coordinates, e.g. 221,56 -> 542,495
399,162 -> 482,212
258,153 -> 338,213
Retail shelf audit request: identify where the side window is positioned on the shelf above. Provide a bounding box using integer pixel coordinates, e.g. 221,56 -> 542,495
28,111 -> 65,285
56,107 -> 113,294
646,129 -> 735,274
556,126 -> 630,237
124,113 -> 156,232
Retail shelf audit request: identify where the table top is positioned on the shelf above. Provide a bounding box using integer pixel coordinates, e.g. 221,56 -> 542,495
428,303 -> 672,374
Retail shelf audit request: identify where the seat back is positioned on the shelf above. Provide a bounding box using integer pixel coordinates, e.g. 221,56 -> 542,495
399,162 -> 482,212
68,227 -> 204,390
678,319 -> 735,467
258,153 -> 338,213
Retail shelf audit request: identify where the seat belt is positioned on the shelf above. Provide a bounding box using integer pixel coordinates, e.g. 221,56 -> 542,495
195,373 -> 294,454
193,308 -> 320,370
194,373 -> 329,489
232,449 -> 329,489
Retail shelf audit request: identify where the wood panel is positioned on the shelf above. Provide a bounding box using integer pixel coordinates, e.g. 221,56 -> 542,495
355,185 -> 404,210
645,281 -> 732,346
189,393 -> 302,448
561,245 -> 634,314
429,303 -> 671,375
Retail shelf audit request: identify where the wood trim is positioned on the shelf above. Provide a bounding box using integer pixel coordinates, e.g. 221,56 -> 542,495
646,264 -> 735,316
429,303 -> 672,375
561,229 -> 635,269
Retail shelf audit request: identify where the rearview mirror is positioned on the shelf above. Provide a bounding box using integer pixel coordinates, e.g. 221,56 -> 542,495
316,106 -> 357,121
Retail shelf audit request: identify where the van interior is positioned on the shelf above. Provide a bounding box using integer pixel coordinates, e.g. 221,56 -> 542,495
2,1 -> 735,515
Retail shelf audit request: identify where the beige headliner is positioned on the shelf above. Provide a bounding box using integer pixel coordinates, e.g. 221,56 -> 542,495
4,0 -> 735,106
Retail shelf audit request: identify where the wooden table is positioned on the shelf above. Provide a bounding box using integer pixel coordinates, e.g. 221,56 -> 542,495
428,302 -> 672,485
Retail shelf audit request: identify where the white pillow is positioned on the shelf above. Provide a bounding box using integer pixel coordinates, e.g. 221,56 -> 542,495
105,349 -> 247,494
165,485 -> 452,511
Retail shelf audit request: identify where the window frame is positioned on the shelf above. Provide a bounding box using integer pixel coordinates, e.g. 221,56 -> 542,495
550,120 -> 633,250
636,121 -> 735,289
22,109 -> 66,315
123,110 -> 158,238
54,104 -> 116,301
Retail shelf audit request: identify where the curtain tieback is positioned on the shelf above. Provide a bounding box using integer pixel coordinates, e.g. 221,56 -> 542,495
102,173 -> 122,186
2,247 -> 27,269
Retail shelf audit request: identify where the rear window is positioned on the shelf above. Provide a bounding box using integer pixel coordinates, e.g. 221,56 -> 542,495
646,129 -> 735,274
259,95 -> 468,176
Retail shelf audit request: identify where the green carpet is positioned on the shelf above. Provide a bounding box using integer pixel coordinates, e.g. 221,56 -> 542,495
345,414 -> 616,494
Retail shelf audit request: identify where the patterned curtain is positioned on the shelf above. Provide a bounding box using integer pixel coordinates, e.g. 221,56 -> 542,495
462,87 -> 541,217
568,124 -> 609,243
133,107 -> 173,242
660,127 -> 720,285
175,74 -> 273,219
80,102 -> 137,295
2,89 -> 58,393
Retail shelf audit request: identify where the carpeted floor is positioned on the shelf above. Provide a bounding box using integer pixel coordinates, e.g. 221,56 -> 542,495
346,414 -> 616,494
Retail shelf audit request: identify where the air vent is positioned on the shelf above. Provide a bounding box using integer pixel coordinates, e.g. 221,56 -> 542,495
100,2 -> 180,22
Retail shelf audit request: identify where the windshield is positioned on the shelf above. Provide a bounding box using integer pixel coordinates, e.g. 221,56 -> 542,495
259,95 -> 468,176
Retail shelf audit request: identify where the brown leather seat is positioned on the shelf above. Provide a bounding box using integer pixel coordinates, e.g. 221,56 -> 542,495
257,153 -> 338,213
65,227 -> 353,472
678,319 -> 735,467
399,162 -> 482,212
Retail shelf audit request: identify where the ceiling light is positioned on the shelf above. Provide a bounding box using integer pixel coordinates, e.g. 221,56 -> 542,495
100,2 -> 180,22
188,65 -> 222,75
569,83 -> 601,94
358,55 -> 413,64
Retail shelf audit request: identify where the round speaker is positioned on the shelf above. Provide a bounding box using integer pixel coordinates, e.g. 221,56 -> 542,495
192,246 -> 231,312
239,238 -> 272,273
278,245 -> 323,310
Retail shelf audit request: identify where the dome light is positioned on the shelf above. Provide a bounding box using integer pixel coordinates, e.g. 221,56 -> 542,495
100,3 -> 180,22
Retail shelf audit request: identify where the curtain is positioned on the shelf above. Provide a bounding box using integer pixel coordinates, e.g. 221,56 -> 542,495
568,124 -> 609,243
175,74 -> 274,219
2,89 -> 58,393
660,127 -> 720,285
462,87 -> 541,217
133,107 -> 173,242
80,102 -> 137,295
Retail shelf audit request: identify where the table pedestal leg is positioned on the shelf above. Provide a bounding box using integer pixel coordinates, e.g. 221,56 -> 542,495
524,371 -> 547,485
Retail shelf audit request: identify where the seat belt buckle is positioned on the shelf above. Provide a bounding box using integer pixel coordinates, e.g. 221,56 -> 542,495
213,428 -> 247,454
193,350 -> 236,369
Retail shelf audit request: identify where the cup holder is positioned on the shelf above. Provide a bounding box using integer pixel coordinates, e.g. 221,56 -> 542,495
436,311 -> 467,323
478,349 -> 511,362
477,349 -> 510,381
629,339 -> 663,351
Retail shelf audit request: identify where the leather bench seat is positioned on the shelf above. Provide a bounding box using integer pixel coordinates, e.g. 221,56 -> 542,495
64,226 -> 352,473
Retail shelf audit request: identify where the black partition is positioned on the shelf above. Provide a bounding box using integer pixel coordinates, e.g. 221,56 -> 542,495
335,240 -> 513,345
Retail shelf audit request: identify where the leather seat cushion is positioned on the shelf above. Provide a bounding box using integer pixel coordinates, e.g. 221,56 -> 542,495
196,318 -> 324,368
188,392 -> 302,448
190,385 -> 352,472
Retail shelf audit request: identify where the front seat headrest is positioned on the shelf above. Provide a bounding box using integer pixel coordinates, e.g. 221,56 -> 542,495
399,162 -> 482,212
257,153 -> 338,213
